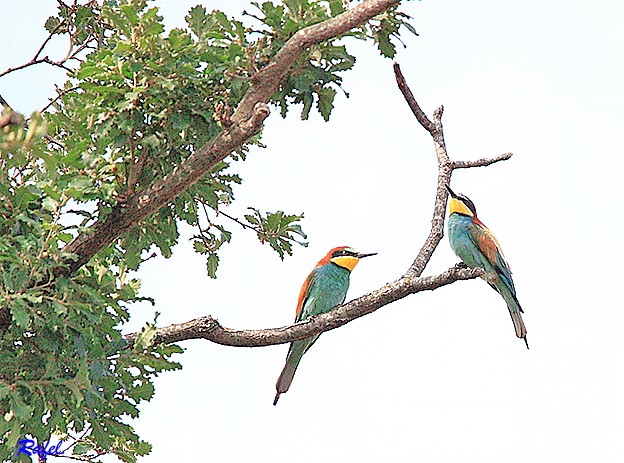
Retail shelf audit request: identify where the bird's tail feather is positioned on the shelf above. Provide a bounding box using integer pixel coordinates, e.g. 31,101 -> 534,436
493,279 -> 529,349
504,291 -> 528,349
510,310 -> 529,349
273,348 -> 305,406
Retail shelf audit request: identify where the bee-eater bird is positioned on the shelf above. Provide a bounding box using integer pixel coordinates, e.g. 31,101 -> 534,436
273,246 -> 376,405
446,186 -> 528,349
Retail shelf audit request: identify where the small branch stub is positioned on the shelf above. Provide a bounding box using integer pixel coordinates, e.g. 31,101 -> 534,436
452,152 -> 513,169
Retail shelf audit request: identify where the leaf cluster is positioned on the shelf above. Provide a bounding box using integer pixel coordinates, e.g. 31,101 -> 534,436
0,137 -> 181,460
257,0 -> 417,120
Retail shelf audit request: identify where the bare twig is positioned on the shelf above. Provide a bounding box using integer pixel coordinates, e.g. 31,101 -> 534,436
0,56 -> 71,79
0,1 -> 100,81
58,423 -> 92,456
452,152 -> 513,169
40,85 -> 80,114
140,252 -> 158,264
216,209 -> 255,231
0,94 -> 11,108
32,8 -> 68,62
392,62 -> 435,133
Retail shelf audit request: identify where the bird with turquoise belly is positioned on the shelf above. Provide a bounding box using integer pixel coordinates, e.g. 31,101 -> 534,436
273,246 -> 376,405
446,186 -> 528,349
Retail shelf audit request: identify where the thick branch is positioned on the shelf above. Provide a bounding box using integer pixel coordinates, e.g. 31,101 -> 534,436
60,0 -> 401,275
126,266 -> 483,348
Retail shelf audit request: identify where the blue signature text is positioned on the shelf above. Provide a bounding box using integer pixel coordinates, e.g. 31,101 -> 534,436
17,438 -> 65,461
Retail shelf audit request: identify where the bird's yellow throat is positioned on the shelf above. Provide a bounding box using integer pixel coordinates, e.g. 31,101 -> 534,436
449,197 -> 474,217
330,256 -> 360,271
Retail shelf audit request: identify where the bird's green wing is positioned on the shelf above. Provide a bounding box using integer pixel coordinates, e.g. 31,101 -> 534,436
295,267 -> 321,323
467,219 -> 516,296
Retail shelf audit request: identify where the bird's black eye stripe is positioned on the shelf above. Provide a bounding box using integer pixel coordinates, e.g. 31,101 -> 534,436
464,197 -> 477,215
457,193 -> 477,215
332,249 -> 356,258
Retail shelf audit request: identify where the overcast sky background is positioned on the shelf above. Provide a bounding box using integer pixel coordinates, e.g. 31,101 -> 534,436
2,1 -> 624,462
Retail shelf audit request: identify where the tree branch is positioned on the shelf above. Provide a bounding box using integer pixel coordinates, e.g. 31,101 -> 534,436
452,152 -> 513,169
0,94 -> 65,148
0,1 -> 90,80
0,56 -> 72,79
393,62 -> 452,279
60,102 -> 271,274
394,62 -> 513,279
59,0 -> 402,275
392,62 -> 435,133
126,266 -> 484,348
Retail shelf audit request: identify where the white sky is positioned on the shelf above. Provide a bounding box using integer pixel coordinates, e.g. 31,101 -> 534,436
2,1 -> 624,462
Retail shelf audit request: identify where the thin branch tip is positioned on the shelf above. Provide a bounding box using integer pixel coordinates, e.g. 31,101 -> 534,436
451,152 -> 514,170
393,62 -> 435,133
433,105 -> 444,122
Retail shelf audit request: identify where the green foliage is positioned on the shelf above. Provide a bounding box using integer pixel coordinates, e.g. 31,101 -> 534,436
259,0 -> 417,120
0,175 -> 180,460
244,208 -> 308,259
0,0 -> 416,461
191,207 -> 307,278
369,7 -> 418,58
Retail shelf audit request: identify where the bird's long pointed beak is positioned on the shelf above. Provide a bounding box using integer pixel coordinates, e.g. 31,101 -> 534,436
356,252 -> 377,259
446,184 -> 457,198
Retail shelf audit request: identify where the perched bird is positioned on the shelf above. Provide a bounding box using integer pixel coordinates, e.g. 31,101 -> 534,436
273,246 -> 376,405
446,186 -> 528,349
